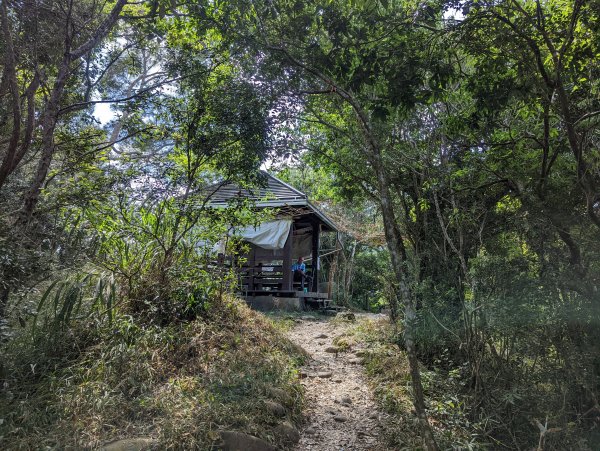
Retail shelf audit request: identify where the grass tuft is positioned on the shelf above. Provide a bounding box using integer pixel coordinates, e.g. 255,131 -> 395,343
0,296 -> 306,450
347,316 -> 486,450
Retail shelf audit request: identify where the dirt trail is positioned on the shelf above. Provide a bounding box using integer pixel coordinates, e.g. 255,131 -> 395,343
286,314 -> 386,451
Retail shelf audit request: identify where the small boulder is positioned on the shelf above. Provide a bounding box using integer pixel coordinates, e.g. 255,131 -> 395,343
314,333 -> 328,339
317,371 -> 333,378
264,400 -> 286,417
267,387 -> 293,406
333,414 -> 348,422
340,396 -> 352,405
348,358 -> 362,364
218,431 -> 276,451
274,421 -> 300,444
368,412 -> 378,419
304,426 -> 317,435
101,438 -> 156,451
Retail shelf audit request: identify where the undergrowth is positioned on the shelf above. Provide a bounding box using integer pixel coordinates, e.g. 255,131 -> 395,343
0,296 -> 306,449
349,316 -> 596,450
349,317 -> 486,450
264,311 -> 322,333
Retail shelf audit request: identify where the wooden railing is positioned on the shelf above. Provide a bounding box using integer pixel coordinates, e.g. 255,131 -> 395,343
240,263 -> 316,292
241,265 -> 284,291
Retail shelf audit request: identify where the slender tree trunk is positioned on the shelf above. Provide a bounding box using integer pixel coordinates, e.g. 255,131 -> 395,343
322,79 -> 437,438
17,0 -> 127,224
0,286 -> 9,319
348,240 -> 357,296
0,0 -> 22,189
340,79 -> 439,450
553,82 -> 600,229
19,60 -> 70,225
273,46 -> 438,450
369,144 -> 439,451
1,74 -> 40,180
108,69 -> 151,146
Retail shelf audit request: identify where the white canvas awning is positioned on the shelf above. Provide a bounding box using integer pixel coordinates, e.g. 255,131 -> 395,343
235,219 -> 293,250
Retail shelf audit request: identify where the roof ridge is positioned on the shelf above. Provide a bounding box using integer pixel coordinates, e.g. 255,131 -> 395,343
261,170 -> 307,199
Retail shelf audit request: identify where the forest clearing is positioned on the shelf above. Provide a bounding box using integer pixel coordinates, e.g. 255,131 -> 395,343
2,0 -> 600,450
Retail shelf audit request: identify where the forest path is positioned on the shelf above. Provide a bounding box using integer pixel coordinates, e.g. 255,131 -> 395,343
285,313 -> 386,451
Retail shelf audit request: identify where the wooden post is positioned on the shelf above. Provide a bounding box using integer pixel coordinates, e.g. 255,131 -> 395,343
248,245 -> 256,291
328,254 -> 336,298
311,221 -> 319,292
282,225 -> 293,290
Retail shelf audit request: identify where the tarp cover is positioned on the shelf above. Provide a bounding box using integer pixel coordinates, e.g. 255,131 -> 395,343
236,219 -> 293,250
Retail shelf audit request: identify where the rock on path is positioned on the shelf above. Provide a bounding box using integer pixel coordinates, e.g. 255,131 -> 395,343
286,314 -> 386,451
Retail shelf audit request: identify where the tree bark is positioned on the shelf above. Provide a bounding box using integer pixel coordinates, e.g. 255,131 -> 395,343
273,42 -> 439,451
369,145 -> 439,451
17,0 -> 127,225
19,60 -> 70,225
0,72 -> 40,189
0,0 -> 22,189
344,239 -> 357,303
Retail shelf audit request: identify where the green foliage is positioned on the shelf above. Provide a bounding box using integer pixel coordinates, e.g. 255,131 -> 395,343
0,297 -> 305,449
2,0 -> 600,448
32,272 -> 117,338
83,190 -> 264,324
277,165 -> 340,203
212,0 -> 600,447
343,247 -> 393,311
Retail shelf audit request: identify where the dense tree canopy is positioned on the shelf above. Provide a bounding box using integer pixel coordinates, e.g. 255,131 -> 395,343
1,0 -> 600,449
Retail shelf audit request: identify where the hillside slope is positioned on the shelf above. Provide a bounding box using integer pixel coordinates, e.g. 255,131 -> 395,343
0,298 -> 306,450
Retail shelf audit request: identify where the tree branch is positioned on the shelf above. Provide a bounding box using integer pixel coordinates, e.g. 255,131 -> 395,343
70,0 -> 128,60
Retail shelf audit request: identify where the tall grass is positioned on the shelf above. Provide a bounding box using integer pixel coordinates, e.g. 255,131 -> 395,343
0,294 -> 305,449
31,272 -> 117,338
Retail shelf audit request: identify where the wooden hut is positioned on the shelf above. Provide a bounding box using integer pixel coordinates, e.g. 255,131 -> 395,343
209,172 -> 338,310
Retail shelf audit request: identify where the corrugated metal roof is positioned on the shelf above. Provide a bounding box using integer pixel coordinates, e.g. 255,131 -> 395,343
208,171 -> 307,205
207,171 -> 338,232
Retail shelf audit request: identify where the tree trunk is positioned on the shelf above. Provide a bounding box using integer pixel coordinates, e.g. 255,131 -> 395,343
0,286 -> 9,319
274,46 -> 439,450
18,60 -> 70,225
16,0 -> 127,224
344,239 -> 357,304
369,145 -> 439,451
0,0 -> 22,189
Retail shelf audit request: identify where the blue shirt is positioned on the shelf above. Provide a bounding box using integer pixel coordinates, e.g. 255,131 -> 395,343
292,262 -> 306,272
